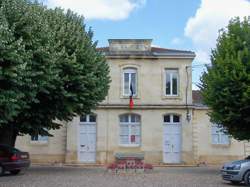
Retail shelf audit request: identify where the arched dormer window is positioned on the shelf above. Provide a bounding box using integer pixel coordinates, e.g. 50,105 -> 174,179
119,114 -> 140,146
123,68 -> 137,96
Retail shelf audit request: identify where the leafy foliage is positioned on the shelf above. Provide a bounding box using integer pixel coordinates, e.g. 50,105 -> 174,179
0,0 -> 110,143
200,17 -> 250,141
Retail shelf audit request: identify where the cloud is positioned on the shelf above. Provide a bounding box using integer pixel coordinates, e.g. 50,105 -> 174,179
185,0 -> 250,63
170,37 -> 183,45
45,0 -> 145,20
151,44 -> 161,48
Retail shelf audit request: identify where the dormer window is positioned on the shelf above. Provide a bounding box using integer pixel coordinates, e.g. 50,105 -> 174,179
123,68 -> 137,96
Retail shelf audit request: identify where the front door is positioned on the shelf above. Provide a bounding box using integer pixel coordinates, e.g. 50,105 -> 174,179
163,115 -> 181,164
79,115 -> 96,163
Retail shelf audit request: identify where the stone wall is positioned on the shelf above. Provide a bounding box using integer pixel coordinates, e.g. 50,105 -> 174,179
100,58 -> 193,107
245,142 -> 250,157
192,109 -> 245,164
16,122 -> 67,164
65,108 -> 194,164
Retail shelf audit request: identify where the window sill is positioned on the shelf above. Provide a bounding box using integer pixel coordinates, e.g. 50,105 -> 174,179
211,143 -> 230,148
162,95 -> 181,100
30,141 -> 48,145
119,144 -> 141,148
120,96 -> 140,99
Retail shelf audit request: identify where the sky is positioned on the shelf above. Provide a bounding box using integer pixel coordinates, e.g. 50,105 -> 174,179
44,0 -> 250,90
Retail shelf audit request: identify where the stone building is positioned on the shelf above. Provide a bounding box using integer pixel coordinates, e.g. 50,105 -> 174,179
16,39 -> 249,165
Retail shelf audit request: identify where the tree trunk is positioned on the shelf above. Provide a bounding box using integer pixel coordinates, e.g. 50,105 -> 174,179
11,130 -> 18,147
0,125 -> 17,147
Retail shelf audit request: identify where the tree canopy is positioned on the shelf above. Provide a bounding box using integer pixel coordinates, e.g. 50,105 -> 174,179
0,0 -> 110,145
200,17 -> 250,141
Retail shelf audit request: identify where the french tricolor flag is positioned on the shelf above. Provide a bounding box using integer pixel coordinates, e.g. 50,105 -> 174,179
129,83 -> 134,109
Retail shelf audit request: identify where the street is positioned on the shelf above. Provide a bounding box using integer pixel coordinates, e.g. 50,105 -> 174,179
0,166 -> 241,187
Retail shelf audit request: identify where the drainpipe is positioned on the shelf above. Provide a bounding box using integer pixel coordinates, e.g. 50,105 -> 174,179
185,66 -> 191,122
105,89 -> 110,164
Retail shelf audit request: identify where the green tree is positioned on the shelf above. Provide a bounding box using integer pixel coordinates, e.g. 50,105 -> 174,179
200,17 -> 250,141
0,0 -> 110,146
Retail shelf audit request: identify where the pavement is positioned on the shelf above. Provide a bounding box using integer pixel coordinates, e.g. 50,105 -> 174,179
0,166 -> 242,187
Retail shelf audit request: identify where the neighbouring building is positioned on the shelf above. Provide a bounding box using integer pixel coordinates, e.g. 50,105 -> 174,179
16,39 -> 250,165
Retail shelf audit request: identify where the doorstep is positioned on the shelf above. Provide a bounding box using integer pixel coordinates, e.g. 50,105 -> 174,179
154,164 -> 199,167
32,163 -> 199,168
32,163 -> 104,168
64,163 -> 105,168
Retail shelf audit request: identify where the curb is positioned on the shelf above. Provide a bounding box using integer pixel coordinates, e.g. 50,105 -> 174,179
31,163 -> 202,168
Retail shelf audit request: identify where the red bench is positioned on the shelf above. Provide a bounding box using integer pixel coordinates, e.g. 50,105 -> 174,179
107,153 -> 153,173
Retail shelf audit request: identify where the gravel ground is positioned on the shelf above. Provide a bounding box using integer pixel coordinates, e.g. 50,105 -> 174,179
0,166 -> 242,187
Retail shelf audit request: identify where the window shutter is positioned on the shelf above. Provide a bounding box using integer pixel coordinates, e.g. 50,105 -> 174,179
130,125 -> 140,135
211,125 -> 229,145
120,125 -> 129,135
119,114 -> 141,145
166,73 -> 171,95
135,135 -> 140,144
120,136 -> 129,144
172,73 -> 178,95
124,73 -> 130,95
212,134 -> 219,144
131,73 -> 136,95
221,134 -> 229,144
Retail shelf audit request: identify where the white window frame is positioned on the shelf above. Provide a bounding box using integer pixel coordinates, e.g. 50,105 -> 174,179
80,114 -> 97,125
31,134 -> 48,143
119,114 -> 141,147
211,124 -> 230,145
163,114 -> 181,125
165,69 -> 179,96
123,68 -> 137,97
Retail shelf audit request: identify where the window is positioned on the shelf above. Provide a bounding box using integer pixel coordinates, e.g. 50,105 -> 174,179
164,114 -> 180,124
80,114 -> 96,123
123,68 -> 137,96
165,69 -> 179,96
119,114 -> 140,146
31,134 -> 48,142
31,128 -> 49,142
211,125 -> 229,145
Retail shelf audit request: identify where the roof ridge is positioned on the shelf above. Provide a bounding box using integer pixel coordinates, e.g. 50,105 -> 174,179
151,47 -> 194,53
97,46 -> 194,53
